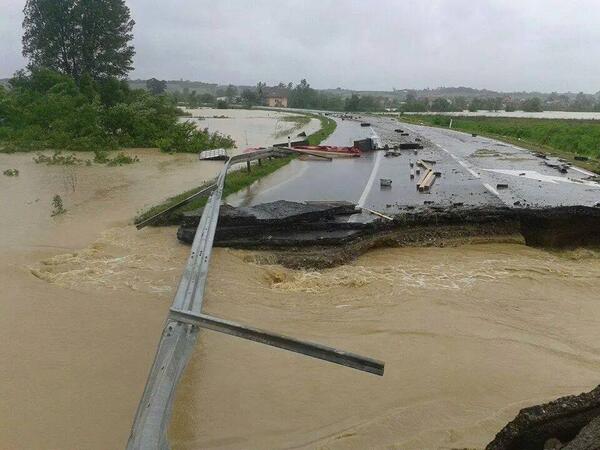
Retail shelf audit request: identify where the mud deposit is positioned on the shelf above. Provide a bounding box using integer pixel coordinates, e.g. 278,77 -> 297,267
167,243 -> 600,450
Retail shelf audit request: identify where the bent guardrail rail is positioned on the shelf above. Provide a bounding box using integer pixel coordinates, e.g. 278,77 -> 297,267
127,148 -> 384,450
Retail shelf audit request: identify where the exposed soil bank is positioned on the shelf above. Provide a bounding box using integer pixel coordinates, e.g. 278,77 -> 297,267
487,384 -> 600,449
177,203 -> 600,268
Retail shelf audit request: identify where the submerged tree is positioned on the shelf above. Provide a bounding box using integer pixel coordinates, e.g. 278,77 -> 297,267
22,0 -> 135,81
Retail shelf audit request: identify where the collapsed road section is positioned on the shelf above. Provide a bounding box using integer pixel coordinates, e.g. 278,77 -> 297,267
174,116 -> 600,268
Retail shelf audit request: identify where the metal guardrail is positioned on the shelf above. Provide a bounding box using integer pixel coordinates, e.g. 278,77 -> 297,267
127,148 -> 384,450
135,183 -> 217,230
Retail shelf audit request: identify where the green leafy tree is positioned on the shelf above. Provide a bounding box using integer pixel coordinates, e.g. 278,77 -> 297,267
402,93 -> 428,112
431,97 -> 451,112
256,81 -> 266,104
522,97 -> 543,112
452,96 -> 468,111
22,0 -> 135,81
505,101 -> 517,112
344,93 -> 361,112
469,97 -> 486,112
288,79 -> 317,109
146,78 -> 167,95
241,89 -> 258,107
225,84 -> 238,101
199,93 -> 216,105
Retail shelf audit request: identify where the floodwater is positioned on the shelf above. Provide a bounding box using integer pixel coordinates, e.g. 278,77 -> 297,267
1,110 -> 600,450
0,149 -> 217,450
169,244 -> 600,449
403,110 -> 600,120
183,107 -> 321,150
0,108 -> 320,450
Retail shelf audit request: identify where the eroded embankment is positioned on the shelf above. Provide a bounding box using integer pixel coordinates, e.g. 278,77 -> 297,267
176,202 -> 600,268
487,384 -> 600,450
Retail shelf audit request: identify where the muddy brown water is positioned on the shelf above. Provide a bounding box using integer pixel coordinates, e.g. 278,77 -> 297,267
168,243 -> 600,450
0,149 -> 218,450
0,110 -> 325,450
2,140 -> 600,447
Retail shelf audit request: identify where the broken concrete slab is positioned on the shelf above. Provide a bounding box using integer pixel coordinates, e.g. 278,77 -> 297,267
177,204 -> 600,266
177,200 -> 368,247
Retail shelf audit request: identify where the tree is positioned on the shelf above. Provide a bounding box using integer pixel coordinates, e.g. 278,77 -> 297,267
344,94 -> 361,112
453,96 -> 468,112
431,97 -> 451,112
402,93 -> 427,112
256,81 -> 266,104
522,97 -> 543,112
571,92 -> 594,111
146,78 -> 167,95
469,97 -> 486,112
288,79 -> 317,109
22,0 -> 135,81
225,84 -> 238,101
505,101 -> 517,112
199,93 -> 216,104
241,89 -> 258,107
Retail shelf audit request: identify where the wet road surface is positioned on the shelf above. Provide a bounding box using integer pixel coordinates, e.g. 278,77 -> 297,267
227,116 -> 600,214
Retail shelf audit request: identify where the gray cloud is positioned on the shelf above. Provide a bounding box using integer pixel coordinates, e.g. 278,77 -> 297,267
1,0 -> 599,92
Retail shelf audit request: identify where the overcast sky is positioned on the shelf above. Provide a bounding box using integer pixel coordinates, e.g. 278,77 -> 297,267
1,0 -> 599,93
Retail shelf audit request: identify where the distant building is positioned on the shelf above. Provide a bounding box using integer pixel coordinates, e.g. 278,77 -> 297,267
264,88 -> 288,107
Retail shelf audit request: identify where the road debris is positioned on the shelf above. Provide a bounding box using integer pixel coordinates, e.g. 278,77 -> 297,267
199,148 -> 229,161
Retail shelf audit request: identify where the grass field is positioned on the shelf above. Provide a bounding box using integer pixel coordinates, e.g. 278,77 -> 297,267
306,114 -> 337,145
400,114 -> 600,174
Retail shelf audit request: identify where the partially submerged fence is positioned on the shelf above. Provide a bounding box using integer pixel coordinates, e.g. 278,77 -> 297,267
127,148 -> 384,449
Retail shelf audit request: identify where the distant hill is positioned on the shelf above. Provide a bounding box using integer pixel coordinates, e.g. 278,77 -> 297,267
2,76 -> 595,104
138,80 -> 589,102
128,79 -> 219,94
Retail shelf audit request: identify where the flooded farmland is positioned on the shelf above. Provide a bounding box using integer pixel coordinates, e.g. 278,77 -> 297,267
182,107 -> 321,149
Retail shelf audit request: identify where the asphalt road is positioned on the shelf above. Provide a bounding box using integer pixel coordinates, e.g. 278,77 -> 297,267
227,116 -> 600,214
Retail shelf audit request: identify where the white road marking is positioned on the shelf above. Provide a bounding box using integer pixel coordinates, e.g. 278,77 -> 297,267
357,136 -> 384,208
570,166 -> 596,177
483,183 -> 501,197
482,168 -> 599,187
457,159 -> 480,178
434,142 -> 481,178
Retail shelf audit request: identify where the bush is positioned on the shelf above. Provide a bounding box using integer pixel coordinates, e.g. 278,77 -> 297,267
157,121 -> 235,153
51,194 -> 66,216
0,69 -> 237,154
